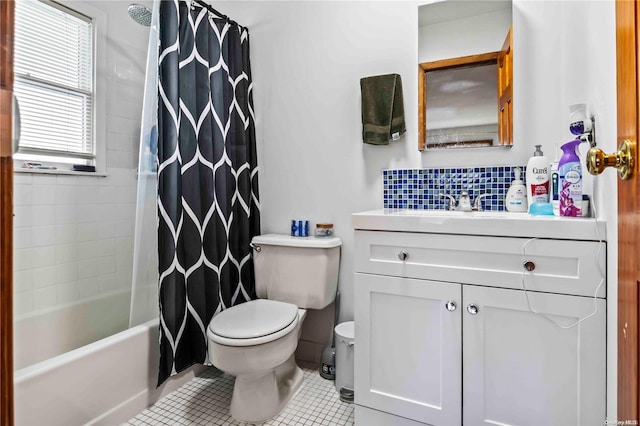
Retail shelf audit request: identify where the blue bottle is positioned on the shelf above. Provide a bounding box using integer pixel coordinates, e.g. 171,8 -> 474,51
558,139 -> 582,217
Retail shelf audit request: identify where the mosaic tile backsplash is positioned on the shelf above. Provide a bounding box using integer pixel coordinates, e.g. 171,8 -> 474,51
383,166 -> 526,211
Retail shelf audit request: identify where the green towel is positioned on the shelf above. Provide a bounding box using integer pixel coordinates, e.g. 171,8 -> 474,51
360,74 -> 406,145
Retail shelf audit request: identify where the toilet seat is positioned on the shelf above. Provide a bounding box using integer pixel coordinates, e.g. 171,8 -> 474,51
207,299 -> 300,347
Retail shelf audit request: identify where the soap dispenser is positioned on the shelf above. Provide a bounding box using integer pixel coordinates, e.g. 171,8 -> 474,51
505,167 -> 528,212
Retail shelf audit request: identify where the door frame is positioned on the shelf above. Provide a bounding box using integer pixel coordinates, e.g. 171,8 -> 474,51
0,1 -> 14,425
616,0 -> 640,420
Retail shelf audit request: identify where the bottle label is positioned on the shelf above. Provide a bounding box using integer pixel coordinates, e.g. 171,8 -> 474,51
559,163 -> 582,217
529,181 -> 549,203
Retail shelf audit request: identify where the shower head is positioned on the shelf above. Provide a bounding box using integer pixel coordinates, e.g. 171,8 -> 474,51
128,4 -> 152,27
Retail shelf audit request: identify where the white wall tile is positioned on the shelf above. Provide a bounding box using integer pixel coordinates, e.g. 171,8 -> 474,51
55,185 -> 79,205
13,227 -> 32,250
13,292 -> 34,317
96,221 -> 117,240
31,225 -> 56,247
55,224 -> 78,244
32,184 -> 58,205
75,204 -> 101,223
31,246 -> 56,268
32,175 -> 57,186
56,263 -> 79,285
78,278 -> 100,299
13,173 -> 32,185
96,239 -> 116,258
33,286 -> 58,311
78,259 -> 100,279
31,205 -> 57,226
14,184 -> 33,206
55,204 -> 79,225
56,175 -> 78,186
32,266 -> 57,289
56,244 -> 79,264
13,205 -> 33,228
57,281 -> 79,304
14,270 -> 34,293
98,273 -> 117,292
77,223 -> 99,242
97,185 -> 118,204
14,249 -> 33,272
98,256 -> 116,275
77,241 -> 100,260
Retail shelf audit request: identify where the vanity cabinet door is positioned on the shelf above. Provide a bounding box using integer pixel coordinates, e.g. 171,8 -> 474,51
462,286 -> 606,426
354,273 -> 461,425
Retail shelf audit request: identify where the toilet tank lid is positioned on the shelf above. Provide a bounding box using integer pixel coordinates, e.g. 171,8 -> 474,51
252,234 -> 342,248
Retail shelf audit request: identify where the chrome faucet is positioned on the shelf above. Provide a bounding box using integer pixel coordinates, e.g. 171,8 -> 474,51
439,191 -> 472,212
473,193 -> 491,211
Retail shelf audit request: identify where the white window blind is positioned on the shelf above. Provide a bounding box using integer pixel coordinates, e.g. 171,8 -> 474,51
14,0 -> 94,160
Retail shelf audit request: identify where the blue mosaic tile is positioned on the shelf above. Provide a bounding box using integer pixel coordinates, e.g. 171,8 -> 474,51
382,166 -> 526,211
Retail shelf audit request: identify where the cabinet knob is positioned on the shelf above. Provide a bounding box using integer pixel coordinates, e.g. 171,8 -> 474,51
523,260 -> 535,271
445,301 -> 457,312
467,304 -> 479,315
398,250 -> 409,261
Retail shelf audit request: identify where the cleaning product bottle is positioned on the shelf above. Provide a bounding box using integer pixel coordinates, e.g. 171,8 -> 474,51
550,161 -> 560,216
526,145 -> 550,210
505,167 -> 528,212
558,139 -> 582,217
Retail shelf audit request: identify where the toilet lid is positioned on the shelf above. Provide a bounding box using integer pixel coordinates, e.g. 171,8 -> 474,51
208,299 -> 298,340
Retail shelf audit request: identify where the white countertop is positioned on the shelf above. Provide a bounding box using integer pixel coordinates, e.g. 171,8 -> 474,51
352,209 -> 607,241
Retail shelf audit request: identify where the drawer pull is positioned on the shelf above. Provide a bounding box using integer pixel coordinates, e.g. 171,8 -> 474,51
467,304 -> 479,315
523,260 -> 535,271
445,301 -> 457,312
398,250 -> 409,261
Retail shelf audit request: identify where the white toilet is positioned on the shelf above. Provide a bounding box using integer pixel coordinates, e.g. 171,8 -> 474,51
207,233 -> 341,422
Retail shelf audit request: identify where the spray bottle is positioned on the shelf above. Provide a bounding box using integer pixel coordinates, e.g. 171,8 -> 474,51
558,139 -> 582,217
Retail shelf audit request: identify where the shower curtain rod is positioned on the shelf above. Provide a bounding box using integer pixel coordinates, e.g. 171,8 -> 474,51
192,0 -> 243,29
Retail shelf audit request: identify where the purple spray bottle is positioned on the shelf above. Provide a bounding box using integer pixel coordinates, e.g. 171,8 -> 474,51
558,139 -> 582,217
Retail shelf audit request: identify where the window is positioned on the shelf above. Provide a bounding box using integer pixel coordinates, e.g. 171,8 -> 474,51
14,0 -> 94,165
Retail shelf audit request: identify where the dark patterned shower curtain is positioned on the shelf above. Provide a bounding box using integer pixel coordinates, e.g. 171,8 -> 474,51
157,0 -> 260,385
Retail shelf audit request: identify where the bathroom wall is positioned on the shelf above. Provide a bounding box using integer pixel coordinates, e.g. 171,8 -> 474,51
12,0 -> 149,356
418,6 -> 512,63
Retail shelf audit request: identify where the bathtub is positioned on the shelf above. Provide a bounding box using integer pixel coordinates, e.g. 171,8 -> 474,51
14,318 -> 205,426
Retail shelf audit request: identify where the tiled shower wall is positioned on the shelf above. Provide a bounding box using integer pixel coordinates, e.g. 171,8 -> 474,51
383,166 -> 526,211
13,169 -> 136,317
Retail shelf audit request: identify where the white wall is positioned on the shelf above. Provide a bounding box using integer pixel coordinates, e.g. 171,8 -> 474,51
12,1 -> 149,338
418,7 -> 512,62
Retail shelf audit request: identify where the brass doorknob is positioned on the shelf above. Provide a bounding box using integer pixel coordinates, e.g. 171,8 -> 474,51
586,139 -> 635,180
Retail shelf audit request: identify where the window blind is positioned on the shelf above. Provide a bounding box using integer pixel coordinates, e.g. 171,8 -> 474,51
14,0 -> 94,159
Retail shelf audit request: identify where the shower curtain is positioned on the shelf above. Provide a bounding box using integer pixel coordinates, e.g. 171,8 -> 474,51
157,0 -> 260,385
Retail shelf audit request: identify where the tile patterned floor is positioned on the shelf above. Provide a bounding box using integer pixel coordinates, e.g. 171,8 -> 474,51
122,362 -> 354,425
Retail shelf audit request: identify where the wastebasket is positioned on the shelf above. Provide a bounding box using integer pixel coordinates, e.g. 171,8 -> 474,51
334,321 -> 354,403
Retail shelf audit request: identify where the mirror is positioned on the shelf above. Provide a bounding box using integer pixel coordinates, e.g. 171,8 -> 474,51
418,0 -> 513,150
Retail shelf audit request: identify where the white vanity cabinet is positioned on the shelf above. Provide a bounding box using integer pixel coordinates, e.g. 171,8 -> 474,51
352,214 -> 607,426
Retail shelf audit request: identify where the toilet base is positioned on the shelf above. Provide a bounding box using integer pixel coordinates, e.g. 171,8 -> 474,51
229,353 -> 304,422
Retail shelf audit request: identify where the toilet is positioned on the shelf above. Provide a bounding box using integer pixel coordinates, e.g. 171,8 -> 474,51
207,233 -> 341,422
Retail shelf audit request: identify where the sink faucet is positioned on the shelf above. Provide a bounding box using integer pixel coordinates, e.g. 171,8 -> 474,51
473,194 -> 491,211
439,191 -> 472,212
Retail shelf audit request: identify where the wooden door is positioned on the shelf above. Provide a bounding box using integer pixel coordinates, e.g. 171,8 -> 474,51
354,273 -> 462,425
0,1 -> 13,425
498,26 -> 513,147
463,286 -> 606,425
617,0 -> 640,420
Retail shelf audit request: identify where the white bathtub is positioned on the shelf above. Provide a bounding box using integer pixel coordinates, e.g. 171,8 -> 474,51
14,318 -> 205,426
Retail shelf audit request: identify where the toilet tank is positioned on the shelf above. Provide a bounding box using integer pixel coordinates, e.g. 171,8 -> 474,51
251,234 -> 341,309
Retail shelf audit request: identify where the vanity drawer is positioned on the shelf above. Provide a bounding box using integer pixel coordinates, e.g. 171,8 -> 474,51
354,230 -> 606,298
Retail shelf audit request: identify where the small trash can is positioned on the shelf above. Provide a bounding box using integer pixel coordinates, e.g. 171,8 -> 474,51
334,321 -> 355,403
